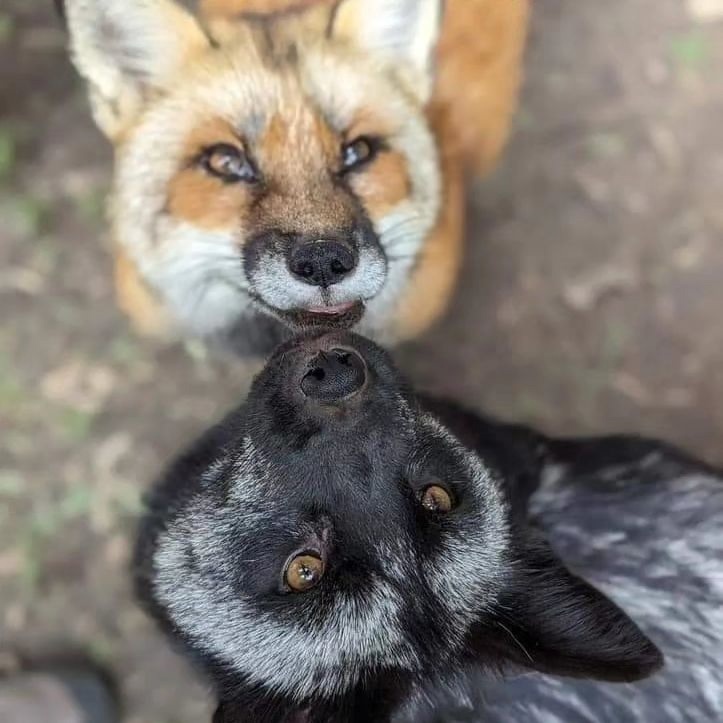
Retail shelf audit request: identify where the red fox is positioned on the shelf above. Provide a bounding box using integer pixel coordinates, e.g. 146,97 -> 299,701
63,0 -> 529,351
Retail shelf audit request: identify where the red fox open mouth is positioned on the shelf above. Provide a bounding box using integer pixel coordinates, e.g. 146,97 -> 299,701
277,301 -> 365,330
305,302 -> 357,316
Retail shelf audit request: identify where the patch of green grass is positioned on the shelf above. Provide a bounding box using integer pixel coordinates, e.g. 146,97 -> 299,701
108,334 -> 142,366
31,239 -> 62,275
599,318 -> 631,368
0,353 -> 26,407
0,374 -> 25,407
514,108 -> 535,133
16,196 -> 50,235
587,132 -> 626,160
58,484 -> 94,518
86,637 -> 115,666
508,392 -> 548,423
0,470 -> 23,497
0,126 -> 16,180
73,187 -> 108,225
670,31 -> 711,72
112,484 -> 145,518
0,14 -> 14,45
573,368 -> 609,427
20,539 -> 43,592
32,486 -> 97,536
184,338 -> 209,362
50,300 -> 83,327
19,511 -> 61,593
30,506 -> 65,538
2,430 -> 34,456
19,486 -> 97,593
1,193 -> 52,236
57,408 -> 96,443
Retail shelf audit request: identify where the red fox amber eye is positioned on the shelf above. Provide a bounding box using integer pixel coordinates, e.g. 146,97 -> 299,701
284,553 -> 325,592
421,484 -> 453,513
203,143 -> 257,183
341,137 -> 375,171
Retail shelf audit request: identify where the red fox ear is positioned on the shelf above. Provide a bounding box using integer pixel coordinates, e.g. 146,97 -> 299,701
64,0 -> 210,141
331,0 -> 443,102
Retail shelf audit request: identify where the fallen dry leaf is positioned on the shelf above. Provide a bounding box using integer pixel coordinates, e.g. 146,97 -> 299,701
563,263 -> 639,312
41,360 -> 117,413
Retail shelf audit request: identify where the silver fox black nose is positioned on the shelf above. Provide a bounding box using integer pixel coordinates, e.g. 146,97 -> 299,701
288,241 -> 356,287
300,348 -> 366,402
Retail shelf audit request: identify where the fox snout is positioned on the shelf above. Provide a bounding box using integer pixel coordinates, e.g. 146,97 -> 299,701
299,348 -> 367,403
270,331 -> 375,403
243,225 -> 387,327
248,331 -> 401,436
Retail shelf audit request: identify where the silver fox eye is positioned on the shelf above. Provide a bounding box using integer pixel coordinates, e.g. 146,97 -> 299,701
340,137 -> 376,172
421,484 -> 454,513
284,553 -> 325,593
202,143 -> 257,183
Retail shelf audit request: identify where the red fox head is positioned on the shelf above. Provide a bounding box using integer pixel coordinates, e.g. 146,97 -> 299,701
64,0 -> 443,344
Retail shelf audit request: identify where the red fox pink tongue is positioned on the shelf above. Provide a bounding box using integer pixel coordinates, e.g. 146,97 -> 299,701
306,302 -> 355,315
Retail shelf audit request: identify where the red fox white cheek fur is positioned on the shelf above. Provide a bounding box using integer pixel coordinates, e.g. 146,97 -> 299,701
62,0 -> 530,350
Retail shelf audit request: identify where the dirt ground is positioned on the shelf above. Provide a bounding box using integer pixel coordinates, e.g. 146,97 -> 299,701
1,1 -> 722,721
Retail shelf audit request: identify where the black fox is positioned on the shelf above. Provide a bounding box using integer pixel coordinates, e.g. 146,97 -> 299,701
135,331 -> 722,722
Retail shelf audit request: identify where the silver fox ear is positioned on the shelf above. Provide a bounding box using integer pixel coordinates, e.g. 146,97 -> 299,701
331,0 -> 443,102
64,0 -> 210,140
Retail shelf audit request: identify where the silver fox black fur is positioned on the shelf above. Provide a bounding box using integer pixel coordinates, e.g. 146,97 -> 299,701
134,332 -> 722,722
404,441 -> 723,722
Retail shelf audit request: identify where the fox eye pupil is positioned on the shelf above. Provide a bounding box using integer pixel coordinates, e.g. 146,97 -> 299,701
284,553 -> 325,592
203,144 -> 257,183
341,137 -> 375,172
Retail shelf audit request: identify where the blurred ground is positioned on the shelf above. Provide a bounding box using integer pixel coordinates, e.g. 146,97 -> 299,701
1,1 -> 722,721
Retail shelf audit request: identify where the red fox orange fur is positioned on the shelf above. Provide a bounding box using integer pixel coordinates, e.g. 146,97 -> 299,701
63,0 -> 529,352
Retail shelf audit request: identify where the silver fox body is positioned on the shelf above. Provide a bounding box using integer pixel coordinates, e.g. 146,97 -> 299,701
405,449 -> 723,722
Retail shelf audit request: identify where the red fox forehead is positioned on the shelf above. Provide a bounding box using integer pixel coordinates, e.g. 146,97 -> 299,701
259,109 -> 339,180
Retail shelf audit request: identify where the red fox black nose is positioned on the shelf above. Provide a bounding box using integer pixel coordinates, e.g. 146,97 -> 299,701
288,241 -> 356,287
300,348 -> 366,402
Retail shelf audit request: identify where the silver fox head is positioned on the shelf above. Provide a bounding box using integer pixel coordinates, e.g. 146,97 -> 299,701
135,331 -> 661,722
